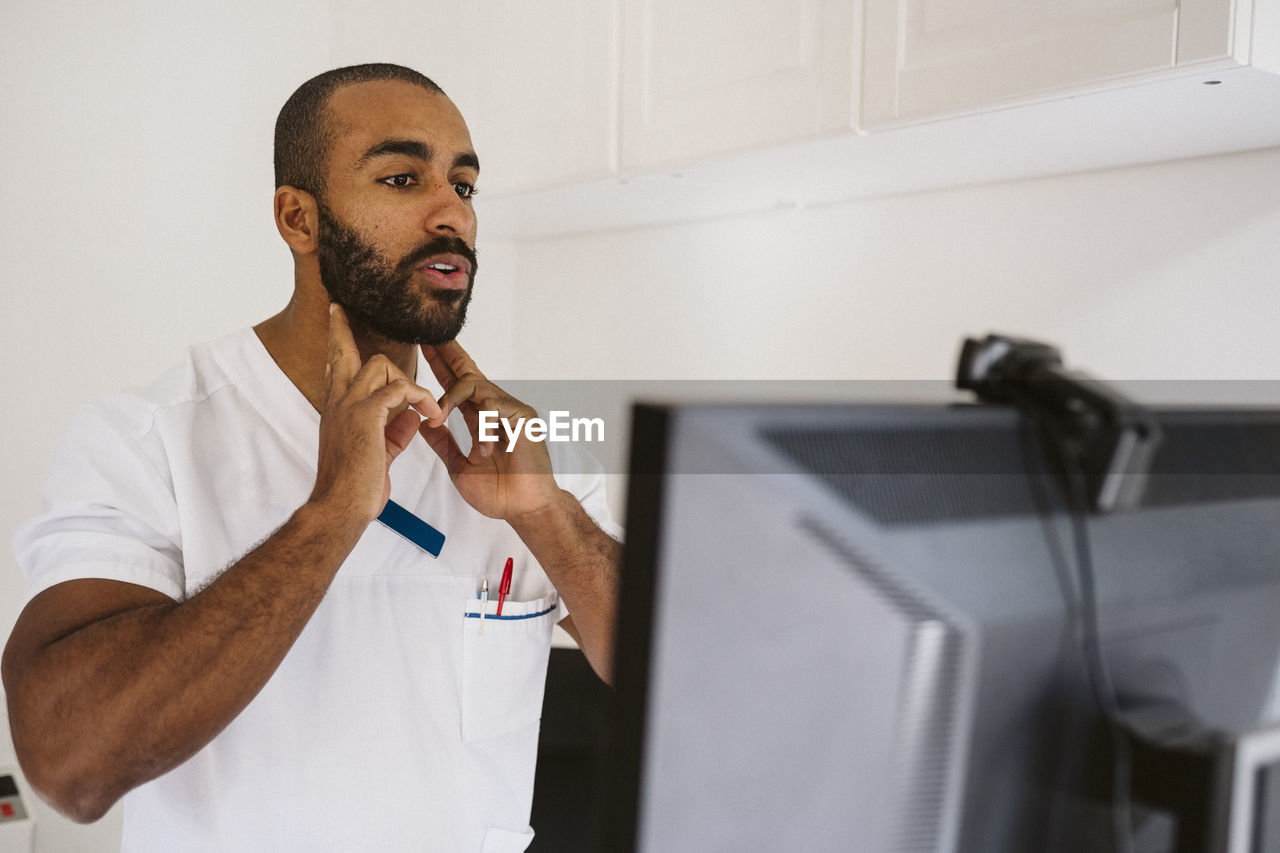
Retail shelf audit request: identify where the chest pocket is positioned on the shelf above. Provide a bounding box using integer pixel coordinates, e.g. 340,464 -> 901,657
460,595 -> 557,743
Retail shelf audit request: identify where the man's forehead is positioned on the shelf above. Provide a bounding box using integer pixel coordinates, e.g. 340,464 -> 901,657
326,80 -> 473,161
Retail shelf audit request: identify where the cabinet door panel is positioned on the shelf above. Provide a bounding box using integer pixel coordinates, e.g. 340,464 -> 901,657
467,0 -> 619,195
860,0 -> 1235,128
1176,0 -> 1236,64
621,0 -> 854,169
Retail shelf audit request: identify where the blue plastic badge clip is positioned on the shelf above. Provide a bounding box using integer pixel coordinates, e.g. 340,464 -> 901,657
377,499 -> 446,557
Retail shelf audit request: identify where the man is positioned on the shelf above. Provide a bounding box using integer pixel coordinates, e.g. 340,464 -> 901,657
2,63 -> 620,851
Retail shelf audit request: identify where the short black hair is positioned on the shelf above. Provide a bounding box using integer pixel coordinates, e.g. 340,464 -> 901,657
274,63 -> 445,197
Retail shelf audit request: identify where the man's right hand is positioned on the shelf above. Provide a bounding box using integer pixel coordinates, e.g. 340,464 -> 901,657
308,304 -> 443,525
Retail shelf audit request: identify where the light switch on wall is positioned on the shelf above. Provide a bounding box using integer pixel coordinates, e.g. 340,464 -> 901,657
0,769 -> 34,853
0,697 -> 35,853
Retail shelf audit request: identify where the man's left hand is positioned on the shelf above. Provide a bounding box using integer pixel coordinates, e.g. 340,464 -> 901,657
418,340 -> 564,522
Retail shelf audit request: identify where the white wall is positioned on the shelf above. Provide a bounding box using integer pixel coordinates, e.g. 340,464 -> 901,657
2,2 -> 1279,851
507,146 -> 1280,383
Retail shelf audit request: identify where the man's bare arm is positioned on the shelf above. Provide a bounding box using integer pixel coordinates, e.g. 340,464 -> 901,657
1,306 -> 441,822
509,492 -> 621,683
1,504 -> 364,822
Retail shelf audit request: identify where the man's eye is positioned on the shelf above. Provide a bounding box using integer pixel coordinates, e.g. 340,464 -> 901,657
381,174 -> 417,188
453,182 -> 478,199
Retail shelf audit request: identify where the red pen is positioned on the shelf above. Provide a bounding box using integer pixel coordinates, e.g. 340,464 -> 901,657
496,557 -> 513,615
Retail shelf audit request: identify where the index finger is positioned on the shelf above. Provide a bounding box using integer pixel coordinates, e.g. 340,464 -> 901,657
421,339 -> 487,389
327,304 -> 362,393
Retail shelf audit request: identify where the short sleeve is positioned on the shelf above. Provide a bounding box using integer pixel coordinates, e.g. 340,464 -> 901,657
13,397 -> 186,603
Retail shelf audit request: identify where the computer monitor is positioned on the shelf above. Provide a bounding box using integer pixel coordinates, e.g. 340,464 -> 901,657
1223,725 -> 1280,853
599,401 -> 1280,853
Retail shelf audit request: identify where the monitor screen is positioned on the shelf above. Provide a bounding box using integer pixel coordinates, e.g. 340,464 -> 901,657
599,402 -> 1280,853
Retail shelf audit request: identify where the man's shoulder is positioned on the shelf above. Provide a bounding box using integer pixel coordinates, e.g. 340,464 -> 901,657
84,328 -> 258,440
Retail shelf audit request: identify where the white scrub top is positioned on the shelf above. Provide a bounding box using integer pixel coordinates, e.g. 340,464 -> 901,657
13,328 -> 621,853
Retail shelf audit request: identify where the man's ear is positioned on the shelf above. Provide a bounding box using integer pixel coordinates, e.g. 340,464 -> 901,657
274,186 -> 319,255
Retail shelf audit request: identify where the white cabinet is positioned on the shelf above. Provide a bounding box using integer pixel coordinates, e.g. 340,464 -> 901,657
461,0 -> 619,196
608,0 -> 1273,170
619,0 -> 856,169
858,0 -> 1257,129
472,0 -> 1280,236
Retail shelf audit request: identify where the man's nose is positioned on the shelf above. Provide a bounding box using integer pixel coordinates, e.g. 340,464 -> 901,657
422,177 -> 475,236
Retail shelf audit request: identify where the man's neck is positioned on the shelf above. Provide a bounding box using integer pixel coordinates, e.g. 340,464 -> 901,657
253,296 -> 418,412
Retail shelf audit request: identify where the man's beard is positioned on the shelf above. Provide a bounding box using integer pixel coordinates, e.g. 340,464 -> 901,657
315,200 -> 477,345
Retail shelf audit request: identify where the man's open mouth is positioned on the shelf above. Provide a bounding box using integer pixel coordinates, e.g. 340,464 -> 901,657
416,254 -> 472,289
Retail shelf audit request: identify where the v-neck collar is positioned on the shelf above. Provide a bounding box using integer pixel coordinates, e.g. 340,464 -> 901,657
211,327 -> 323,471
210,327 -> 444,486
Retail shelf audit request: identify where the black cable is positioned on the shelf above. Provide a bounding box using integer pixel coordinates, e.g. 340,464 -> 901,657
1017,417 -> 1090,853
1025,400 -> 1138,853
1062,463 -> 1136,853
